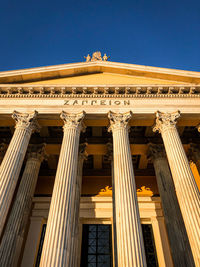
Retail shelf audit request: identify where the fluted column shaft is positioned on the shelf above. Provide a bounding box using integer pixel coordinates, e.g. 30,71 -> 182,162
70,143 -> 87,267
154,111 -> 200,266
0,144 -> 46,267
106,142 -> 118,267
148,144 -> 194,267
0,111 -> 39,237
39,111 -> 85,267
108,111 -> 147,267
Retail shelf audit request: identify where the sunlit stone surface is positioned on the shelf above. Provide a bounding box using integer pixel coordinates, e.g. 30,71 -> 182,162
154,111 -> 200,266
108,111 -> 147,267
39,111 -> 85,267
0,59 -> 200,267
0,111 -> 40,237
0,144 -> 46,266
148,144 -> 194,267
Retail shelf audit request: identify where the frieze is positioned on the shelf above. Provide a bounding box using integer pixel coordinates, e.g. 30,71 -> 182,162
0,85 -> 199,98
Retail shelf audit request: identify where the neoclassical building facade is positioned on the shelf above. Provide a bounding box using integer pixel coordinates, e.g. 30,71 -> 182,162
0,53 -> 199,267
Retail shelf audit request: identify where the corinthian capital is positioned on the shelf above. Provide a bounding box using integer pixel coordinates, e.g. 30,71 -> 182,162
27,143 -> 47,162
12,110 -> 40,133
108,111 -> 132,132
153,110 -> 180,133
60,111 -> 86,132
147,143 -> 166,161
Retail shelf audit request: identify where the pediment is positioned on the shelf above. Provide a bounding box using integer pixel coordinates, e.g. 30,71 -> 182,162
24,72 -> 188,85
0,61 -> 199,85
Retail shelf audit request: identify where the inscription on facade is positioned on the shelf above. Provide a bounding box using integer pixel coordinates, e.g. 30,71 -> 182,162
64,100 -> 130,106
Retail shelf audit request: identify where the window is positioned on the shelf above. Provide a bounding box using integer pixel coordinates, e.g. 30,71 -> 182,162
81,224 -> 158,267
142,224 -> 158,267
35,223 -> 158,267
81,224 -> 113,267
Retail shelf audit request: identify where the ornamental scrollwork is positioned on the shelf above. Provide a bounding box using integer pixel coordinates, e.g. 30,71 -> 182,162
153,110 -> 180,133
98,186 -> 112,196
12,110 -> 40,133
60,111 -> 86,132
108,111 -> 132,132
136,186 -> 152,196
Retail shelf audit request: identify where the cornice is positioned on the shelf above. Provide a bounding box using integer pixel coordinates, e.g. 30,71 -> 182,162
0,61 -> 200,83
0,84 -> 199,98
1,61 -> 200,77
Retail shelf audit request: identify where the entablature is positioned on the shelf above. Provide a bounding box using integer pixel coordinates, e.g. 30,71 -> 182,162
0,84 -> 199,97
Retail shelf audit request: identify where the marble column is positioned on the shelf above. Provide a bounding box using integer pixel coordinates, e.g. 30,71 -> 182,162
153,111 -> 200,266
70,143 -> 87,267
108,111 -> 147,267
148,144 -> 194,267
39,111 -> 85,267
0,143 -> 6,164
106,142 -> 118,267
0,111 -> 39,237
0,143 -> 46,267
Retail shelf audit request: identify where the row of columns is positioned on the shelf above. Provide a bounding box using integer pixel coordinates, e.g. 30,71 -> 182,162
147,144 -> 194,266
153,111 -> 200,266
0,110 -> 199,266
0,111 -> 40,237
0,144 -> 46,266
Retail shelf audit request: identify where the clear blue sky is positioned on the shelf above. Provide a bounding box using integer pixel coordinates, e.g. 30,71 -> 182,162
0,0 -> 200,71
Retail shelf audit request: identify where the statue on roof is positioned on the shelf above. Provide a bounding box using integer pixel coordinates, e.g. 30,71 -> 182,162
84,51 -> 110,62
91,51 -> 102,61
103,53 -> 110,61
84,54 -> 91,62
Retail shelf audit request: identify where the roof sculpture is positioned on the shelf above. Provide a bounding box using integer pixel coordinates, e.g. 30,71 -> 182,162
84,51 -> 110,62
